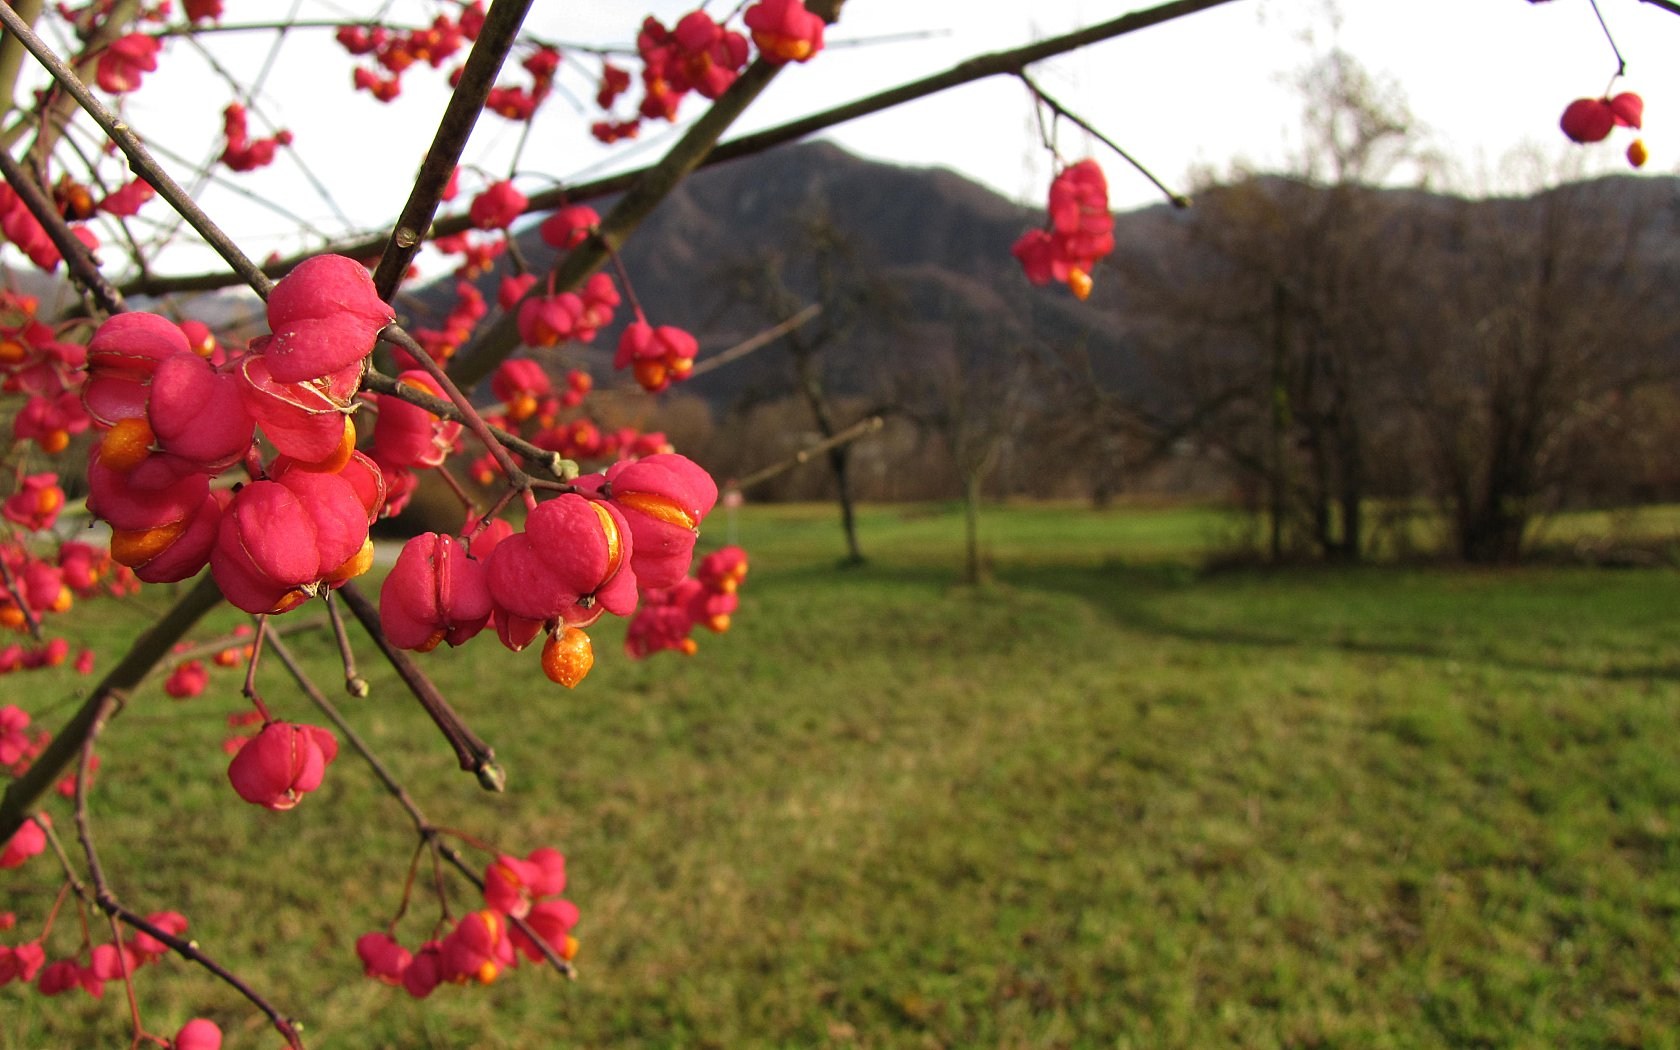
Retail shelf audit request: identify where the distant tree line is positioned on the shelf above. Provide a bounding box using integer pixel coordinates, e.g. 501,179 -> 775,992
1115,172 -> 1680,562
1102,50 -> 1680,563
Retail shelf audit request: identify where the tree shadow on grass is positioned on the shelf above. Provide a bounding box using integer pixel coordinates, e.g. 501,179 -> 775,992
1000,560 -> 1680,685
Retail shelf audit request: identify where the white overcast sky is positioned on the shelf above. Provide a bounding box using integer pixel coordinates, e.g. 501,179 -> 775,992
55,0 -> 1680,272
761,0 -> 1680,206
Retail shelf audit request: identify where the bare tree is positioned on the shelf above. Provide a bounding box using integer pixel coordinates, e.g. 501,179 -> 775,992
1396,180 -> 1680,561
1125,53 -> 1680,564
1117,48 -> 1432,561
714,216 -> 903,565
891,316 -> 1033,585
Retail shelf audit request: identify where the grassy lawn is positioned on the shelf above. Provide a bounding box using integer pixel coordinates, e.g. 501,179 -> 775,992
6,501 -> 1680,1048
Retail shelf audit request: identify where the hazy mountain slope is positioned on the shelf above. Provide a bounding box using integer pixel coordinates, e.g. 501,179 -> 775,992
399,141 -> 1680,412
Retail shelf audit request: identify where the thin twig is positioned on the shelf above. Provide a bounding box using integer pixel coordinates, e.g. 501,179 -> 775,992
1020,71 -> 1190,209
174,22 -> 358,234
734,415 -> 884,491
602,240 -> 646,321
0,536 -> 45,640
1588,0 -> 1627,79
267,633 -> 576,979
153,618 -> 319,671
71,694 -> 151,1045
334,581 -> 506,792
689,303 -> 822,379
240,616 -> 275,722
12,0 -> 142,163
432,463 -> 479,519
71,693 -> 118,899
135,128 -> 339,245
0,0 -> 275,297
373,0 -> 535,299
323,594 -> 369,698
103,903 -> 144,1050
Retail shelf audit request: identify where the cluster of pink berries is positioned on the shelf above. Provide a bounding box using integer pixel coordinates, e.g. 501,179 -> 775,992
627,0 -> 825,135
626,545 -> 749,658
0,4 -> 810,1036
337,3 -> 484,104
83,254 -> 392,612
495,201 -> 705,395
1012,159 -> 1116,302
1560,90 -> 1649,168
0,292 -> 136,677
356,846 -> 579,997
333,0 -> 826,137
380,452 -> 718,689
219,102 -> 292,174
0,901 -> 221,1047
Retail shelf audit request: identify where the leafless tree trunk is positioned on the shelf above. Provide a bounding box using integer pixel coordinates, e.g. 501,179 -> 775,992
714,218 -> 900,565
1398,183 -> 1680,561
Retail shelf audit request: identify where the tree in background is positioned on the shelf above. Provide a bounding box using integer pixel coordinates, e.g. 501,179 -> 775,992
1396,177 -> 1680,561
713,215 -> 903,565
1122,41 -> 1680,563
1120,48 -> 1428,561
891,313 -> 1034,586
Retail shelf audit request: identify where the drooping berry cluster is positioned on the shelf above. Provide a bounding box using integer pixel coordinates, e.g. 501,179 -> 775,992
380,453 -> 719,689
356,845 -> 579,997
625,545 -> 749,658
83,255 -> 391,611
337,4 -> 484,104
0,889 -> 220,1046
220,102 -> 292,174
1011,159 -> 1116,301
1559,91 -> 1648,168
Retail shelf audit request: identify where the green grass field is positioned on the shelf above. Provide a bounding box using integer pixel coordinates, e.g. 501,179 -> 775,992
7,501 -> 1680,1048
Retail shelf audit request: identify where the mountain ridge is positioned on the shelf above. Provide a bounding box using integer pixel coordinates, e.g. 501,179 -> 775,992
397,141 -> 1680,414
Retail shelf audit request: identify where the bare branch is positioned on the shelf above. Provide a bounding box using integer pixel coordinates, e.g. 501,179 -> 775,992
690,303 -> 823,379
1019,71 -> 1191,208
733,415 -> 884,491
0,0 -> 276,296
119,0 -> 1244,299
334,582 -> 506,792
373,0 -> 535,299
